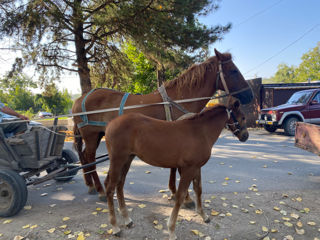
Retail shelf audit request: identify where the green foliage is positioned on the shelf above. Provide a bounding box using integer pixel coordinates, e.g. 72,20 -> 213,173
270,42 -> 320,83
295,43 -> 320,82
0,0 -> 229,93
0,75 -> 72,116
269,64 -> 296,83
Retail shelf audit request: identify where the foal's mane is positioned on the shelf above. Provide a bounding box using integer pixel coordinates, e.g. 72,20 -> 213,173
183,104 -> 227,121
164,53 -> 232,92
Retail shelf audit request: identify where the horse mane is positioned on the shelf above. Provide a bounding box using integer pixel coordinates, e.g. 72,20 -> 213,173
164,53 -> 232,92
183,104 -> 227,121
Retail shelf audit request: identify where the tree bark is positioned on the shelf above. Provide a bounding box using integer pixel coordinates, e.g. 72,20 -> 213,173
157,64 -> 166,87
73,0 -> 92,94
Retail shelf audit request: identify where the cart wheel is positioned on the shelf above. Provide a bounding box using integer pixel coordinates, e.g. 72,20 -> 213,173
53,149 -> 79,182
0,169 -> 28,217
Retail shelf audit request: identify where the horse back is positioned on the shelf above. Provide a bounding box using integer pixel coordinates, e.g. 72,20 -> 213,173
105,113 -> 212,168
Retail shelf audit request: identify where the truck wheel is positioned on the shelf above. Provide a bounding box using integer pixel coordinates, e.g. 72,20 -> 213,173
0,169 -> 28,217
50,149 -> 79,182
264,125 -> 277,133
284,117 -> 298,136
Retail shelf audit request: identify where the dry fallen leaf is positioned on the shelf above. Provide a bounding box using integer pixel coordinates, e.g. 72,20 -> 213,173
211,210 -> 219,216
262,226 -> 268,232
249,221 -> 256,225
273,206 -> 280,211
100,224 -> 108,228
224,177 -> 230,181
205,199 -> 211,203
191,230 -> 199,235
13,236 -> 24,240
77,233 -> 85,240
30,224 -> 37,229
307,221 -> 316,226
284,222 -> 293,227
3,219 -> 12,224
92,212 -> 98,215
290,213 -> 300,219
64,230 -> 72,235
226,212 -> 232,217
295,228 -> 305,235
296,221 -> 303,228
158,189 -> 168,193
96,207 -> 102,211
107,229 -> 113,234
24,205 -> 32,210
154,224 -> 163,230
255,209 -> 263,215
40,193 -> 48,197
145,171 -> 151,174
283,235 -> 294,240
59,225 -> 67,229
138,204 -> 146,208
22,224 -> 30,229
47,228 -> 56,233
49,204 -> 56,208
296,197 -> 302,202
63,217 -> 70,221
129,182 -> 134,185
102,209 -> 109,213
271,229 -> 278,233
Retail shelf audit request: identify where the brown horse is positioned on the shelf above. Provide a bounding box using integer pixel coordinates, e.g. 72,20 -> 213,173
72,49 -> 253,202
104,97 -> 249,239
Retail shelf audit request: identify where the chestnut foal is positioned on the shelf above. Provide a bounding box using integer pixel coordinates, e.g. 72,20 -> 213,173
104,97 -> 248,239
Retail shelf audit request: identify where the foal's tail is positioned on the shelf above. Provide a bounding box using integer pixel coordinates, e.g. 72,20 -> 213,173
73,124 -> 84,164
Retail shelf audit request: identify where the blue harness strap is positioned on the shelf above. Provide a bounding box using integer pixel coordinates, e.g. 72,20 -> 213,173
77,89 -> 130,128
77,89 -> 107,128
119,92 -> 130,116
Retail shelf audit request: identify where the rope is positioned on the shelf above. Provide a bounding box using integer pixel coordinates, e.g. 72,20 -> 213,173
0,86 -> 250,127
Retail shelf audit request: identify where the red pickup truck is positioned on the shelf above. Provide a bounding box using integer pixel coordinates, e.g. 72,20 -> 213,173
256,88 -> 320,136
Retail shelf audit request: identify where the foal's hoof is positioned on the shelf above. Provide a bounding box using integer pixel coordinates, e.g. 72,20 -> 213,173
98,194 -> 107,202
112,228 -> 122,237
204,217 -> 211,223
183,200 -> 195,209
126,220 -> 133,228
88,187 -> 97,195
168,194 -> 176,201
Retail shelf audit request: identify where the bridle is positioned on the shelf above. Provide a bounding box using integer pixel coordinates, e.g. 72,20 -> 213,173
225,108 -> 241,135
216,59 -> 233,95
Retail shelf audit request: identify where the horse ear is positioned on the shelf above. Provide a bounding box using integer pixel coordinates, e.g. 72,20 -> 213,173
214,48 -> 223,61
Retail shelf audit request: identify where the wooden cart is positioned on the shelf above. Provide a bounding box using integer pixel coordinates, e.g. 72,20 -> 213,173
0,121 -> 79,217
295,122 -> 320,156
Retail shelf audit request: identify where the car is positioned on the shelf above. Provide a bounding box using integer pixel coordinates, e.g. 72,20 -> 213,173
37,111 -> 53,118
256,88 -> 320,136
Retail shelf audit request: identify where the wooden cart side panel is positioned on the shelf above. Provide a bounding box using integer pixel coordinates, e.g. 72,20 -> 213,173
295,122 -> 320,156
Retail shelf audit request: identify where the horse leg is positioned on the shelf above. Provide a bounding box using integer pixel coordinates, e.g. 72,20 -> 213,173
104,161 -> 124,236
168,168 -> 177,200
116,155 -> 134,228
83,133 -> 105,201
167,167 -> 194,240
192,169 -> 210,223
178,167 -> 195,209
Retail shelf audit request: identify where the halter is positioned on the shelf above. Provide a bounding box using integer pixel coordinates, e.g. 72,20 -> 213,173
216,59 -> 233,94
225,108 -> 241,135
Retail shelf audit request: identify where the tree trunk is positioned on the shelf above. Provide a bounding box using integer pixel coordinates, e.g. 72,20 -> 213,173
73,0 -> 92,94
157,64 -> 166,87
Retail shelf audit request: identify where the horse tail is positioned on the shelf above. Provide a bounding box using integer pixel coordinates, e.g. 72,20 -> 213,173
73,124 -> 84,164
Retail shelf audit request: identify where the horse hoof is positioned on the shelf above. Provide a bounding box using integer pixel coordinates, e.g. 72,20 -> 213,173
168,194 -> 176,201
126,220 -> 133,228
88,187 -> 97,195
183,201 -> 195,209
99,194 -> 107,202
113,228 -> 122,237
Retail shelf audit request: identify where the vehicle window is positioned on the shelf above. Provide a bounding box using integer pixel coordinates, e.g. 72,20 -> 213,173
286,91 -> 313,105
312,92 -> 320,103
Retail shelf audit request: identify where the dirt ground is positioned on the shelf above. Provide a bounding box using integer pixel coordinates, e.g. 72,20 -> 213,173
1,179 -> 320,240
1,130 -> 320,240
